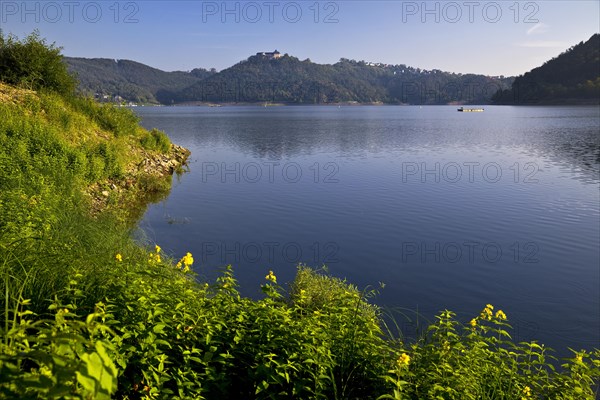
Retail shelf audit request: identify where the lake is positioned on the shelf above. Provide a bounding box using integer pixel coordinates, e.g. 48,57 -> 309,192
135,105 -> 599,357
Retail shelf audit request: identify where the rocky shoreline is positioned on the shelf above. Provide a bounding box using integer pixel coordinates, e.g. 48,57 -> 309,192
87,144 -> 191,217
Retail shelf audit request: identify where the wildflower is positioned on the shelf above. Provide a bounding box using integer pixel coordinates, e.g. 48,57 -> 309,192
575,354 -> 583,363
481,304 -> 494,320
521,386 -> 531,398
265,270 -> 277,283
175,252 -> 194,273
470,318 -> 477,327
495,310 -> 507,320
182,252 -> 194,267
115,253 -> 122,262
155,245 -> 161,254
397,353 -> 411,368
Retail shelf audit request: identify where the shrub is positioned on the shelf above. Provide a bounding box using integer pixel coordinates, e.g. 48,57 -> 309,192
381,306 -> 600,400
141,128 -> 171,153
0,30 -> 76,96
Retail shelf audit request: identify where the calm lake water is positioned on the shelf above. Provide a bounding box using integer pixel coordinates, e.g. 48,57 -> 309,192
135,105 -> 599,357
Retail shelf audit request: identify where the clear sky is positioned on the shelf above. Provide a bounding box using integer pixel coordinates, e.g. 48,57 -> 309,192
1,1 -> 598,76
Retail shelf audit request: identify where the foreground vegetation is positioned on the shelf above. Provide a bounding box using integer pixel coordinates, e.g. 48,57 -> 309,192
1,31 -> 599,399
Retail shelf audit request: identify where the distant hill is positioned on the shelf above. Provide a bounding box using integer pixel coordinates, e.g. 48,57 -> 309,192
65,57 -> 216,104
65,55 -> 513,105
156,54 -> 513,105
492,34 -> 600,104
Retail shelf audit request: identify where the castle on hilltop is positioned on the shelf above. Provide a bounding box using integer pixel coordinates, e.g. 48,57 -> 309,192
256,50 -> 281,60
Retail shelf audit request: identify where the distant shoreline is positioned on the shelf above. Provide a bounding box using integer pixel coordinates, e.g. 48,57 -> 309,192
130,101 -> 599,107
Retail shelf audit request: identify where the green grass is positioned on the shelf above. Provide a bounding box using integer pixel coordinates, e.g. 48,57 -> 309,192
0,82 -> 598,399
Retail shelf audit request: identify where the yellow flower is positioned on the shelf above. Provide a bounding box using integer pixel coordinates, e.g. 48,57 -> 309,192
481,304 -> 494,320
175,252 -> 194,273
182,252 -> 194,267
148,245 -> 162,264
521,386 -> 531,398
397,353 -> 411,368
265,270 -> 277,283
495,310 -> 507,320
470,318 -> 477,327
115,254 -> 122,262
575,354 -> 583,363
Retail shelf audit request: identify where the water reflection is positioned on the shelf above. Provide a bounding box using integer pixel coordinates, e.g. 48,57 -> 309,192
138,106 -> 599,184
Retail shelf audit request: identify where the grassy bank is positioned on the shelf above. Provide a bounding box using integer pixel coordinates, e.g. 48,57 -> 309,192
0,33 -> 599,399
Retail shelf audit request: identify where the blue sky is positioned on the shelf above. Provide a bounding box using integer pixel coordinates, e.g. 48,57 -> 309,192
1,1 -> 598,76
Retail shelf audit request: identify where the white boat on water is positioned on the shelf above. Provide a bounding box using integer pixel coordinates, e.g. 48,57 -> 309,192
458,107 -> 485,112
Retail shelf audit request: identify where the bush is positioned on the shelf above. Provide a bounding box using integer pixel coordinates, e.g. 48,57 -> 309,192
141,128 -> 171,153
0,30 -> 76,96
381,306 -> 600,400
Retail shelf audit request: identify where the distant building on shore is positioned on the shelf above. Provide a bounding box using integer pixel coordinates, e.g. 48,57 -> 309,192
256,50 -> 282,60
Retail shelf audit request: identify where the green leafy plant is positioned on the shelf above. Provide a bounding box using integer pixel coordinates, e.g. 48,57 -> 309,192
140,128 -> 171,153
0,30 -> 76,95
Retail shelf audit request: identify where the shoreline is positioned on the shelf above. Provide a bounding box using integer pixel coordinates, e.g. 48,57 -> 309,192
86,144 -> 191,219
131,100 -> 600,107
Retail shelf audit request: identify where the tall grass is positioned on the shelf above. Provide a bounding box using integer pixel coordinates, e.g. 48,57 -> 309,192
0,83 -> 173,313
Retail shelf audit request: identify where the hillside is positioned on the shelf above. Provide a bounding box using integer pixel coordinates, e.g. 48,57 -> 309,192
161,54 -> 514,105
67,54 -> 513,105
65,57 -> 215,104
492,33 -> 600,104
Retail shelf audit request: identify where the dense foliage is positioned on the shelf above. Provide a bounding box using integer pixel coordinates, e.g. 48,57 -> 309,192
493,34 -> 600,104
0,30 -> 76,95
0,32 -> 599,399
65,57 -> 216,104
66,53 -> 512,105
158,55 -> 513,105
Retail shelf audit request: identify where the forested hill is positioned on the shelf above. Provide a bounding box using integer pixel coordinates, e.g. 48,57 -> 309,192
65,57 -> 215,104
66,55 -> 513,105
492,34 -> 600,104
157,55 -> 512,105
